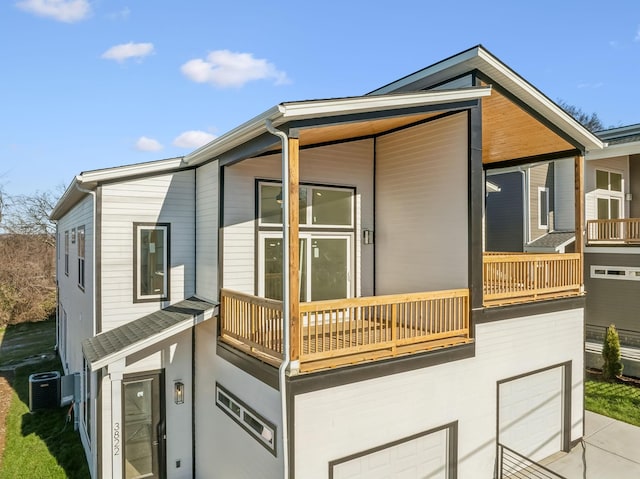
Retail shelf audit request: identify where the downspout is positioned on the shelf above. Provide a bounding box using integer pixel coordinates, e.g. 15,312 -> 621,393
265,120 -> 291,479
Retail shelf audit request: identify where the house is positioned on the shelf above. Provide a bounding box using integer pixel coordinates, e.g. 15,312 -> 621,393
584,123 -> 640,376
51,45 -> 603,479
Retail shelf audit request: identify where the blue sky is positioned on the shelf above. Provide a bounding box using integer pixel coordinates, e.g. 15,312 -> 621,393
2,0 -> 640,197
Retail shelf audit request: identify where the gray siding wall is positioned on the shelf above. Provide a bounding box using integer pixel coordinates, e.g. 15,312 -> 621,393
553,158 -> 574,231
528,162 -> 553,241
375,113 -> 468,293
585,250 -> 640,335
485,171 -> 524,252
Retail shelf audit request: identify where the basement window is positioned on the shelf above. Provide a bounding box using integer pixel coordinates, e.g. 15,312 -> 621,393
591,265 -> 640,281
215,383 -> 276,455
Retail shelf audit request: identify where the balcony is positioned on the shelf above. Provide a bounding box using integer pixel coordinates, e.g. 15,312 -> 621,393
219,253 -> 582,372
586,218 -> 640,245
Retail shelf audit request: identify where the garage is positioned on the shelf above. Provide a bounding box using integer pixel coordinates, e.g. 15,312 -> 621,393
498,365 -> 567,462
330,424 -> 453,479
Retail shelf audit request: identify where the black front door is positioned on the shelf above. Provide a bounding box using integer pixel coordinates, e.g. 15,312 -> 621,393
122,371 -> 165,479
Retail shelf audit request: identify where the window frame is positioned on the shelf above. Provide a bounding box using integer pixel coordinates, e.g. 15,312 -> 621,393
537,187 -> 549,230
591,265 -> 640,281
133,223 -> 170,303
64,230 -> 69,276
77,225 -> 85,290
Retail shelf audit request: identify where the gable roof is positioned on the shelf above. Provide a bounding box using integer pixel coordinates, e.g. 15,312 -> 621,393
82,296 -> 216,371
369,45 -> 603,153
587,123 -> 640,160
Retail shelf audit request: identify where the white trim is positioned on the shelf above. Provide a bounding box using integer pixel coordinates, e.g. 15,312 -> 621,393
590,265 -> 640,281
136,224 -> 169,301
538,187 -> 549,230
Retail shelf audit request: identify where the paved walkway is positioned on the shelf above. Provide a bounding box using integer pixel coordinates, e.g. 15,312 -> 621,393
545,411 -> 640,478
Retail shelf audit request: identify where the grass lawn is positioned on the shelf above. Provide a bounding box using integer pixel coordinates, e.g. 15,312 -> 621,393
585,378 -> 640,427
0,321 -> 89,479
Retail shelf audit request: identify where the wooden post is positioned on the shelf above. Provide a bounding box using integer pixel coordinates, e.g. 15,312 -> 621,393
288,134 -> 301,362
575,154 -> 584,285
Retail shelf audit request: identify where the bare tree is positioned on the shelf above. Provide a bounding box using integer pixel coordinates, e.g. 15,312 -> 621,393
557,100 -> 604,133
0,186 -> 60,325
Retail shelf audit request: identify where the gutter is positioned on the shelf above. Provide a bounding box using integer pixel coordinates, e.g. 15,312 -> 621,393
265,120 -> 291,479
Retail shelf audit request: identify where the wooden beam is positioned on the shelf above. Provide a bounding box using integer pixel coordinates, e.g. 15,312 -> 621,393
574,155 -> 584,257
288,135 -> 300,362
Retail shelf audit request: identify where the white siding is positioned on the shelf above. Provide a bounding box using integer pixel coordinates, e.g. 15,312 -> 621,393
100,171 -> 196,332
196,161 -> 219,302
375,113 -> 468,294
294,309 -> 584,479
223,139 -> 374,296
194,319 -> 283,478
554,158 -> 575,230
57,194 -> 94,375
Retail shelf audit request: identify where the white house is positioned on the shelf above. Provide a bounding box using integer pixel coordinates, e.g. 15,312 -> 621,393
51,45 -> 603,479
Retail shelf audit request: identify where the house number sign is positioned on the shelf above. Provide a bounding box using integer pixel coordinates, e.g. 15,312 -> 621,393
113,422 -> 121,455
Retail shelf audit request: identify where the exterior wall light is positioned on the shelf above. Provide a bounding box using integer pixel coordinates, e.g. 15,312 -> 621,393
363,229 -> 374,245
174,381 -> 184,405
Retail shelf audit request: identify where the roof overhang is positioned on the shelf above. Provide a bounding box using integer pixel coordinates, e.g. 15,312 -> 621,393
586,140 -> 640,161
82,296 -> 216,371
183,87 -> 492,167
50,156 -> 185,220
369,45 -> 604,153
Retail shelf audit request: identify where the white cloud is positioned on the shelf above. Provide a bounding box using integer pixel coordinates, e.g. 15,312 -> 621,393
181,50 -> 290,88
107,7 -> 130,21
16,0 -> 91,23
102,42 -> 154,63
173,130 -> 217,149
135,136 -> 163,152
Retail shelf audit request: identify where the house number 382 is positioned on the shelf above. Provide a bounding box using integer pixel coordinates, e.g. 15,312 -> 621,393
113,422 -> 121,455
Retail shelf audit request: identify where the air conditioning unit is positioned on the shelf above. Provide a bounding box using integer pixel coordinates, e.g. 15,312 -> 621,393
28,371 -> 60,412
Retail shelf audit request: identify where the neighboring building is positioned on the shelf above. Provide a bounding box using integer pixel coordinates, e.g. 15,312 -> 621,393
51,45 -> 603,479
584,123 -> 640,376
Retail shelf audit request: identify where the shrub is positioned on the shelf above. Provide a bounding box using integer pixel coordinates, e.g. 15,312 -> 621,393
602,324 -> 623,381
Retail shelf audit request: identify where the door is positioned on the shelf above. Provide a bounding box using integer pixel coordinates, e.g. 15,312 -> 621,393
123,372 -> 165,479
485,172 -> 525,252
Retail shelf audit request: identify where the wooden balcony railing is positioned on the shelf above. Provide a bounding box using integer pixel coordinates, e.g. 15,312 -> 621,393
483,253 -> 582,306
586,218 -> 640,244
220,288 -> 471,372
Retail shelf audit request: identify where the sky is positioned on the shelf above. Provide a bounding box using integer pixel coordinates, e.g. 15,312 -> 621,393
2,0 -> 640,198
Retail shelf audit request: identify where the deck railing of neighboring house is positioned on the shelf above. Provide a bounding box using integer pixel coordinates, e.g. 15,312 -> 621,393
586,218 -> 640,244
220,288 -> 471,372
483,253 -> 582,306
497,444 -> 566,479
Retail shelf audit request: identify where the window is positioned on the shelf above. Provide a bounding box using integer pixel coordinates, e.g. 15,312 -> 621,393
257,181 -> 354,302
216,383 -> 276,454
595,169 -> 624,221
596,169 -> 622,192
591,265 -> 640,281
64,231 -> 69,276
134,223 -> 170,302
77,226 -> 85,289
538,187 -> 549,229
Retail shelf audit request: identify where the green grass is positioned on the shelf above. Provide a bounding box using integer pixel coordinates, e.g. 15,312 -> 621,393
585,378 -> 640,427
0,321 -> 89,479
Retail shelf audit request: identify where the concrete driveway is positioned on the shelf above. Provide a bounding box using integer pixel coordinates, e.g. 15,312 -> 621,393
545,411 -> 640,478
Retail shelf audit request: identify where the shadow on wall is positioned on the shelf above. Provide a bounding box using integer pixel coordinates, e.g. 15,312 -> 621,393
0,320 -> 89,478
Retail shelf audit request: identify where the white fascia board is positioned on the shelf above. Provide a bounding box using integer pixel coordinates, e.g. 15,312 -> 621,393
184,88 -> 491,167
586,141 -> 640,161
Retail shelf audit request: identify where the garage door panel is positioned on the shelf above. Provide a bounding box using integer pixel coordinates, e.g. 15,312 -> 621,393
333,427 -> 448,479
499,367 -> 564,462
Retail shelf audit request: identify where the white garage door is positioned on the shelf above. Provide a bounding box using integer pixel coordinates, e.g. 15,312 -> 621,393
499,366 -> 564,462
333,428 -> 448,479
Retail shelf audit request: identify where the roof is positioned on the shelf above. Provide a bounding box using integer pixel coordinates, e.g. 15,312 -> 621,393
368,45 -> 603,153
587,123 -> 640,160
527,231 -> 575,250
82,296 -> 216,371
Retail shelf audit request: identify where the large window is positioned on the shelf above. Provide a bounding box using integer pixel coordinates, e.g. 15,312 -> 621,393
595,169 -> 623,220
258,182 -> 354,302
77,226 -> 85,289
134,223 -> 170,302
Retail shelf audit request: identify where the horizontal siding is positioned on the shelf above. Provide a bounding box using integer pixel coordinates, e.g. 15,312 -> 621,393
375,113 -> 468,293
294,309 -> 584,479
223,139 -> 374,296
100,171 -> 195,332
196,161 -> 219,302
554,158 -> 574,231
57,194 -> 94,374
